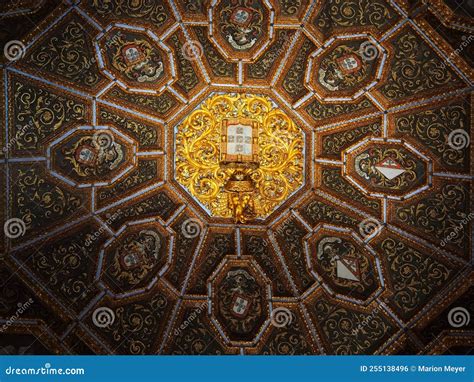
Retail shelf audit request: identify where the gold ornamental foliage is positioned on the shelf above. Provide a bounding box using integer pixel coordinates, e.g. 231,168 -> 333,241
175,93 -> 304,220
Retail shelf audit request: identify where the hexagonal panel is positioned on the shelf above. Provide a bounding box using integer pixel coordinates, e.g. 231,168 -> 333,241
210,0 -> 274,62
307,36 -> 385,100
174,93 -> 305,223
97,26 -> 175,93
49,126 -> 135,187
208,256 -> 270,347
306,228 -> 381,302
99,222 -> 170,296
343,139 -> 430,198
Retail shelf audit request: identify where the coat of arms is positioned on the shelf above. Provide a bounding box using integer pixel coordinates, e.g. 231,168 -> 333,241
220,2 -> 263,50
64,132 -> 124,178
108,32 -> 164,83
318,43 -> 372,92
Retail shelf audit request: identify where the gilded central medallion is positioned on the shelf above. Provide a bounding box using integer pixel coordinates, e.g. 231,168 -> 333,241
175,93 -> 304,223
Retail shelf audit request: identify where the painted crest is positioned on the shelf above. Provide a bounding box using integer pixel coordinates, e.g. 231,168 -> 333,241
375,157 -> 406,180
120,250 -> 145,270
354,147 -> 423,191
220,118 -> 259,163
337,54 -> 362,75
336,256 -> 360,281
318,42 -> 371,92
219,1 -> 264,51
65,132 -> 124,178
74,144 -> 98,166
108,32 -> 164,83
110,229 -> 163,287
218,268 -> 263,336
315,236 -> 372,290
121,43 -> 146,66
230,7 -> 254,26
231,293 -> 252,318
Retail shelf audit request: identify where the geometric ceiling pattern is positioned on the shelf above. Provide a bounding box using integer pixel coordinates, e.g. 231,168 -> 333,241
0,0 -> 472,355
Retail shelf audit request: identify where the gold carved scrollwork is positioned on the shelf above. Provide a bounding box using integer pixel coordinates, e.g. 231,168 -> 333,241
175,94 -> 304,221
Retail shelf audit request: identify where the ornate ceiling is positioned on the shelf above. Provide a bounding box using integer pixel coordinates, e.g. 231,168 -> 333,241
0,0 -> 472,355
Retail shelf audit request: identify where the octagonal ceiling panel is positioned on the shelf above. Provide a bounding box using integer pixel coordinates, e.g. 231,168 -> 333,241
49,127 -> 136,187
306,228 -> 382,303
210,0 -> 275,62
307,36 -> 386,100
98,221 -> 172,297
96,25 -> 176,94
208,255 -> 271,347
0,0 -> 472,356
174,92 -> 305,223
343,139 -> 430,199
